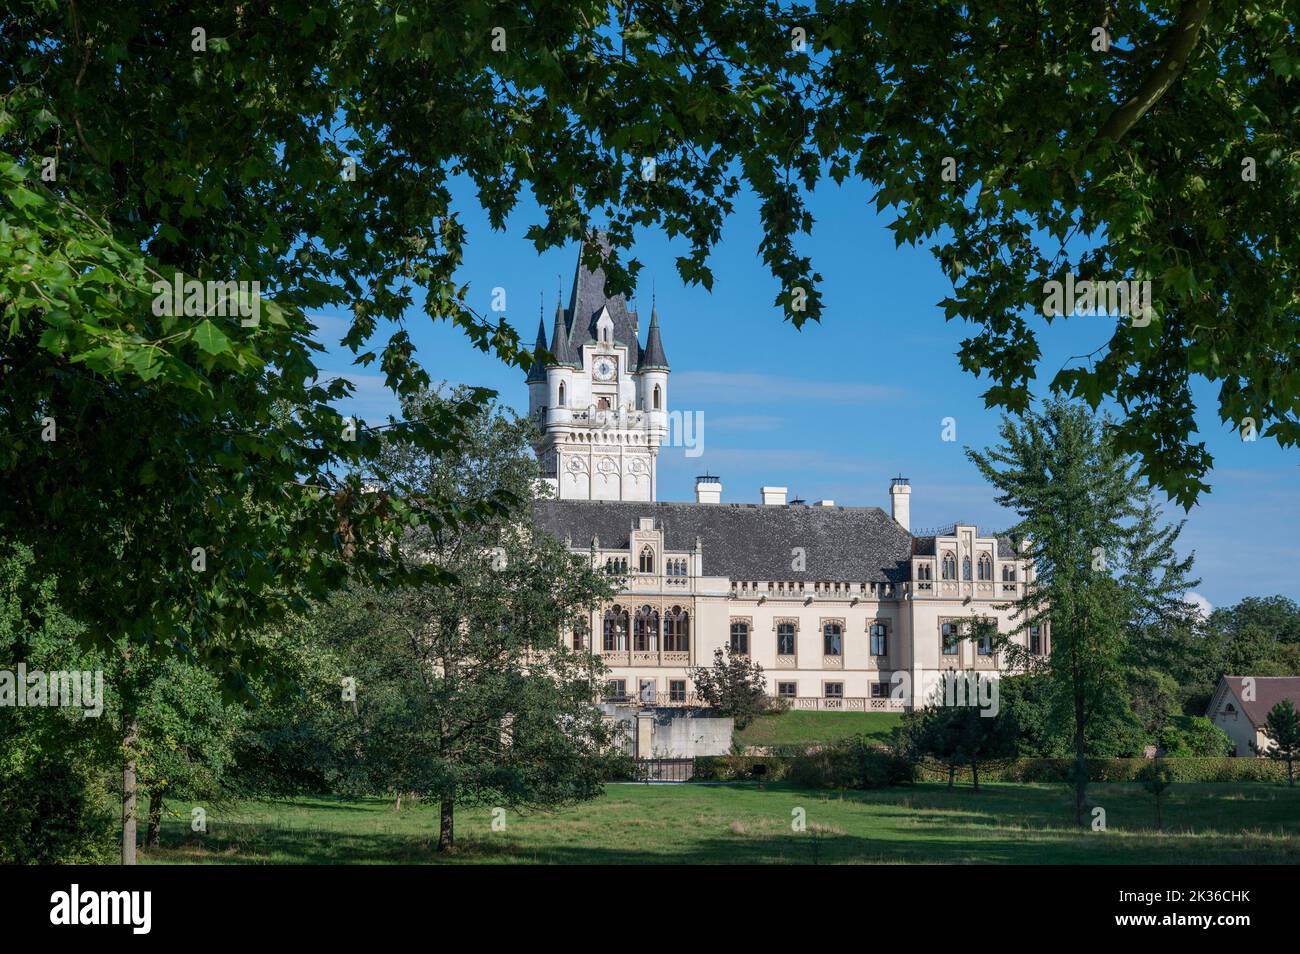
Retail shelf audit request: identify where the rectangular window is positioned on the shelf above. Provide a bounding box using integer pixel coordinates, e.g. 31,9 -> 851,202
823,623 -> 843,656
604,679 -> 627,700
870,623 -> 888,657
573,618 -> 589,651
1029,625 -> 1043,655
942,622 -> 960,655
777,682 -> 797,699
777,622 -> 796,656
638,679 -> 656,704
729,622 -> 750,655
824,682 -> 844,699
669,679 -> 687,703
870,682 -> 891,699
977,634 -> 992,655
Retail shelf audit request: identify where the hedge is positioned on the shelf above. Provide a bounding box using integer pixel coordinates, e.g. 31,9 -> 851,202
915,757 -> 1293,784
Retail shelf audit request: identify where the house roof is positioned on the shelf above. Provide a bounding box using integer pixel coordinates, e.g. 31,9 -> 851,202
532,499 -> 914,583
1213,676 -> 1300,726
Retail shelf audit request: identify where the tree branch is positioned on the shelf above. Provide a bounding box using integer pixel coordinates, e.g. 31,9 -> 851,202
1089,0 -> 1213,149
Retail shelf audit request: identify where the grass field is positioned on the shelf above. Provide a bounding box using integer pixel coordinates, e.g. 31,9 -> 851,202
144,781 -> 1300,865
734,710 -> 903,748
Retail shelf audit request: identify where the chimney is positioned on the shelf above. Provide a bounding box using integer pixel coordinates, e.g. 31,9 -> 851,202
760,486 -> 788,506
813,500 -> 835,507
889,477 -> 911,531
695,474 -> 722,504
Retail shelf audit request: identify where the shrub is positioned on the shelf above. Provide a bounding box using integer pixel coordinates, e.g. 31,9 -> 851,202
0,757 -> 117,864
787,737 -> 913,790
914,756 -> 1292,784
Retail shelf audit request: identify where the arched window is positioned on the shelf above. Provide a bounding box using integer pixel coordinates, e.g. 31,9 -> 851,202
639,546 -> 654,574
962,556 -> 972,580
653,385 -> 662,410
603,605 -> 628,651
573,617 -> 589,651
977,553 -> 992,581
729,621 -> 750,655
558,382 -> 566,406
823,622 -> 843,656
941,552 -> 956,580
917,563 -> 932,581
634,605 -> 659,652
1002,564 -> 1017,582
664,606 -> 690,652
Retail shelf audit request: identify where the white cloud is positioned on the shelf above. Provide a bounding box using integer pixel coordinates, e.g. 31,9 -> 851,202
1184,591 -> 1213,619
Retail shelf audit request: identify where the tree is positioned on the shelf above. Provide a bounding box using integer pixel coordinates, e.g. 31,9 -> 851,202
4,2 -> 1296,507
313,390 -> 623,852
689,646 -> 782,730
1138,759 -> 1174,832
969,398 -> 1198,825
906,673 -> 1017,791
1256,699 -> 1300,786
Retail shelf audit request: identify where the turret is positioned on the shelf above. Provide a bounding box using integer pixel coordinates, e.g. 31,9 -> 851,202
639,302 -> 669,437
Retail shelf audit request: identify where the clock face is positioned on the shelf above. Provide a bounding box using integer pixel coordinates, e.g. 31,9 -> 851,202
593,357 -> 616,382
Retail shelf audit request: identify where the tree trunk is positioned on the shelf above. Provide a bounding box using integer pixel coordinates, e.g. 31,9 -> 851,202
947,764 -> 955,789
971,759 -> 979,792
1288,758 -> 1295,787
437,796 -> 454,851
394,793 -> 402,811
146,789 -> 163,848
121,717 -> 139,865
1154,796 -> 1163,832
1072,657 -> 1088,827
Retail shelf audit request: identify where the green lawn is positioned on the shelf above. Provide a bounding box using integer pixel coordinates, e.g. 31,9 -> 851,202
144,781 -> 1300,864
735,710 -> 903,748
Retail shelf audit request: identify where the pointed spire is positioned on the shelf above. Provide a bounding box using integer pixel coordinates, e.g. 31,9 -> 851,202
640,298 -> 668,370
526,312 -> 548,382
548,297 -> 575,367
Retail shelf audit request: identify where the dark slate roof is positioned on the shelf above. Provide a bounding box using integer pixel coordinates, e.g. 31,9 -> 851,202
542,235 -> 648,371
1216,676 -> 1300,727
640,306 -> 668,370
532,500 -> 914,583
913,534 -> 1017,559
525,315 -> 548,383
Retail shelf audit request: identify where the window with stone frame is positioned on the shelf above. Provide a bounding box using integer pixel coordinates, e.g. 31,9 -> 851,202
638,545 -> 654,573
729,621 -> 750,655
824,682 -> 844,699
664,606 -> 690,652
823,622 -> 843,656
633,605 -> 659,651
977,552 -> 993,580
669,679 -> 687,703
941,552 -> 956,580
777,681 -> 798,699
941,621 -> 960,656
777,621 -> 797,656
869,622 -> 889,657
603,605 -> 628,651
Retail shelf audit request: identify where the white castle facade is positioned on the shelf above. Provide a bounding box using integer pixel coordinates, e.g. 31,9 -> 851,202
528,242 -> 1047,712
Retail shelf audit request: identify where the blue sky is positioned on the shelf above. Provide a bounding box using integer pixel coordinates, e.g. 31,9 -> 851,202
312,176 -> 1296,611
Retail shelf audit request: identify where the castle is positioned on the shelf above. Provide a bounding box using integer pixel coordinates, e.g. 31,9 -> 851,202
528,241 -> 1045,712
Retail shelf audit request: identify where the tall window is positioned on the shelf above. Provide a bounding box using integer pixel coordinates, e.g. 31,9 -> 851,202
941,622 -> 960,656
777,622 -> 796,656
558,382 -> 566,406
669,679 -> 687,703
634,605 -> 659,652
962,556 -> 972,580
573,617 -> 589,651
870,622 -> 888,657
638,545 -> 654,574
976,623 -> 993,655
603,605 -> 628,652
729,621 -> 750,655
917,563 -> 932,580
653,385 -> 662,410
1029,625 -> 1043,655
977,553 -> 992,581
823,622 -> 843,656
664,606 -> 690,652
1002,564 -> 1017,582
941,552 -> 956,580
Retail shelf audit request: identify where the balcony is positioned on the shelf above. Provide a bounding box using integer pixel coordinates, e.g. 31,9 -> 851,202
599,650 -> 690,667
787,696 -> 905,712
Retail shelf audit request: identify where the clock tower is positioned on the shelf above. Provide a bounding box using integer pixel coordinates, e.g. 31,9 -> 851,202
527,238 -> 669,502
